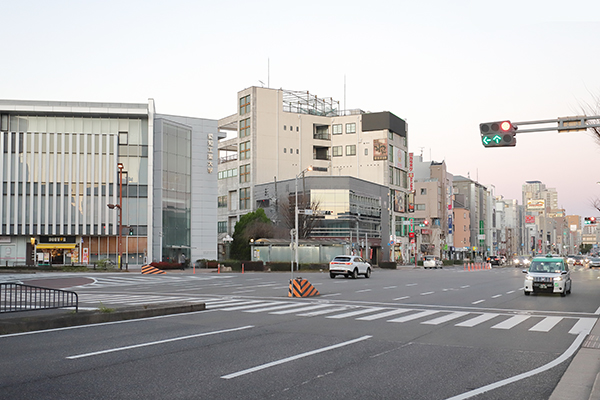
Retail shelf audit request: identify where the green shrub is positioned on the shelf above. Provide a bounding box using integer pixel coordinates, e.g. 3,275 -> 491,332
241,261 -> 265,271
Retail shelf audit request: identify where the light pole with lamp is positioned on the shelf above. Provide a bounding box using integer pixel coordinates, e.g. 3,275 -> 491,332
107,163 -> 124,270
293,166 -> 312,278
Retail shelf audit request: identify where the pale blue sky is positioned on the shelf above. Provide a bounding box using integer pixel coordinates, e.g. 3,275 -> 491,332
3,0 -> 600,216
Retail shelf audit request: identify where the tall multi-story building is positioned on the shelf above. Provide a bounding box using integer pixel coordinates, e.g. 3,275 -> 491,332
0,99 -> 219,267
412,156 -> 454,259
452,193 -> 471,259
453,175 -> 490,259
217,87 -> 410,263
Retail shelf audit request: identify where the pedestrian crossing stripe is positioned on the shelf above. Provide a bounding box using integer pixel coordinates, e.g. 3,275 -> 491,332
208,299 -> 597,335
141,264 -> 166,275
288,277 -> 320,297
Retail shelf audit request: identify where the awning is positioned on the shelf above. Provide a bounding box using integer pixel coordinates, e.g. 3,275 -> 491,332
36,244 -> 77,249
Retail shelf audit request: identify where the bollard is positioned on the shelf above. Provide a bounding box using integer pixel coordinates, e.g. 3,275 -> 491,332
242,263 -> 245,274
218,263 -> 220,274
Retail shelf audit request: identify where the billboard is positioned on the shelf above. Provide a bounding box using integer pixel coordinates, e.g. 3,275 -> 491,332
527,199 -> 545,210
394,190 -> 405,212
373,139 -> 388,160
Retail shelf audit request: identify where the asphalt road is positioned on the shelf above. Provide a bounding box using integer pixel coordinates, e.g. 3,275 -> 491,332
1,265 -> 599,399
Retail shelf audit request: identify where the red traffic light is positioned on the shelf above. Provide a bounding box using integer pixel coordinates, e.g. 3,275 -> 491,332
500,121 -> 512,131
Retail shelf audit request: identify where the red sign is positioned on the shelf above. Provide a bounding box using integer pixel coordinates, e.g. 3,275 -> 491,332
525,215 -> 535,224
409,232 -> 415,238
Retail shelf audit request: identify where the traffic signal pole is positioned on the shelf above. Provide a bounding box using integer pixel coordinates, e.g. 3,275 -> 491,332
480,115 -> 600,148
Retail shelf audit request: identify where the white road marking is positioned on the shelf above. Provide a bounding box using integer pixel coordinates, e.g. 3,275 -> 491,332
529,317 -> 563,332
270,304 -> 332,315
471,300 -> 485,304
383,286 -> 397,289
244,303 -> 304,313
67,325 -> 254,359
421,312 -> 469,325
455,313 -> 499,327
569,318 -> 597,335
321,293 -> 342,297
356,289 -> 372,293
326,307 -> 387,319
356,309 -> 412,321
406,283 -> 418,286
388,310 -> 440,323
445,332 -> 589,400
297,307 -> 349,317
221,335 -> 372,379
491,294 -> 502,299
506,290 -> 515,294
491,315 -> 530,330
393,296 -> 410,300
420,291 -> 434,296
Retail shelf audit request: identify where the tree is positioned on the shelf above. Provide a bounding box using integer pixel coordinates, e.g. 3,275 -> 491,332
230,208 -> 273,260
277,190 -> 322,239
581,93 -> 600,212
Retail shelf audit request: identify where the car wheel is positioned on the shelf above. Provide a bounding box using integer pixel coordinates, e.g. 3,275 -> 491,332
364,268 -> 371,278
566,281 -> 572,294
560,291 -> 566,297
351,268 -> 358,279
524,291 -> 530,296
329,272 -> 336,279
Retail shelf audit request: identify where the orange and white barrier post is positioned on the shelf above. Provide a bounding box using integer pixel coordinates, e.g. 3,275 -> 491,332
242,263 -> 245,274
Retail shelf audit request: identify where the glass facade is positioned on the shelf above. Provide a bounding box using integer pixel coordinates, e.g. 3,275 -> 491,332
161,121 -> 191,262
0,113 -> 149,265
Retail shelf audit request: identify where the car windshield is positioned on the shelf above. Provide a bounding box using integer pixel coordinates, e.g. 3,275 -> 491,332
529,260 -> 565,273
333,257 -> 351,262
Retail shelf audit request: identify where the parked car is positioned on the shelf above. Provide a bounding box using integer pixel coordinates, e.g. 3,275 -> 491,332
523,254 -> 571,297
423,255 -> 441,269
329,255 -> 371,279
588,257 -> 600,268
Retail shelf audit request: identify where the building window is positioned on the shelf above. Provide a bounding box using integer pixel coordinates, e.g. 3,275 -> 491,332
296,149 -> 299,154
239,118 -> 250,138
416,204 -> 426,211
240,187 -> 250,210
314,125 -> 330,140
346,123 -> 356,134
290,126 -> 294,131
239,95 -> 250,115
218,221 -> 227,233
240,141 -> 250,160
290,148 -> 293,153
388,130 -> 393,140
119,131 -> 128,145
420,188 -> 427,195
218,196 -> 227,208
332,146 -> 343,157
239,164 -> 250,183
332,124 -> 342,135
284,125 -> 287,130
284,148 -> 287,153
296,126 -> 299,132
346,145 -> 356,156
364,148 -> 368,155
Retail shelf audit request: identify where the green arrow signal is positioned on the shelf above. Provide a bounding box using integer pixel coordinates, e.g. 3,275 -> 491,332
482,136 -> 491,145
492,134 -> 502,144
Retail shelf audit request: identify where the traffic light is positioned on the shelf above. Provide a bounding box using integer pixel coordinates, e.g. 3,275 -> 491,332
585,217 -> 597,225
129,228 -> 134,235
480,120 -> 517,147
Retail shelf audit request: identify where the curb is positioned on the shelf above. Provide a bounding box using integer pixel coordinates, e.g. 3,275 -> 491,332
0,302 -> 206,335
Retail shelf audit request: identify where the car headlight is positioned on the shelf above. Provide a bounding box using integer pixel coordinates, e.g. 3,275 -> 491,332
554,276 -> 563,281
526,275 -> 533,281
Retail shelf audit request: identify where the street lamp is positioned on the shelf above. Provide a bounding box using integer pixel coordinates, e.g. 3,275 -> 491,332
108,163 -> 124,270
294,166 -> 312,277
223,234 -> 233,260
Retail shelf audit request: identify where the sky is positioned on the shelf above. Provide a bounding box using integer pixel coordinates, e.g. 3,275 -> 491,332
3,0 -> 600,217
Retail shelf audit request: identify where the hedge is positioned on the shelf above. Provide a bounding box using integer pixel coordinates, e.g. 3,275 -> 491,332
378,262 -> 397,269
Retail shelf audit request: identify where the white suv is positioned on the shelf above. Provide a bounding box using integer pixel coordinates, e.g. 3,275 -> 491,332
329,255 -> 371,279
523,255 -> 571,297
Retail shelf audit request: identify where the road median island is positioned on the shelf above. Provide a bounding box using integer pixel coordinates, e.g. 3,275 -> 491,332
0,302 -> 206,335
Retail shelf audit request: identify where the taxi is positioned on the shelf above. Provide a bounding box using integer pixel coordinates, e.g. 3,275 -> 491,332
523,254 -> 571,297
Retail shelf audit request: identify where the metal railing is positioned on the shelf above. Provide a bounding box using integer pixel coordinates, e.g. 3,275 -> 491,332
0,283 -> 78,313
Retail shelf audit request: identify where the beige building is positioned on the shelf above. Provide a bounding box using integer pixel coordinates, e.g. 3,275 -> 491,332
217,87 -> 410,262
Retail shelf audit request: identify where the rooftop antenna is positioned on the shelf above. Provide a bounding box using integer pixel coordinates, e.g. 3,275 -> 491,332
344,74 -> 346,114
258,80 -> 265,87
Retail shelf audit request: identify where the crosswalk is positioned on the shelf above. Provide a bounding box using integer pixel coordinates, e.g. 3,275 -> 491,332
75,275 -> 236,289
77,293 -> 206,306
205,298 -> 597,336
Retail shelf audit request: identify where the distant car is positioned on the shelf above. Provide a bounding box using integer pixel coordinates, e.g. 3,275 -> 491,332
588,257 -> 600,268
523,254 -> 571,297
423,255 -> 441,269
329,255 -> 371,279
571,255 -> 585,266
512,256 -> 531,267
487,255 -> 502,266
